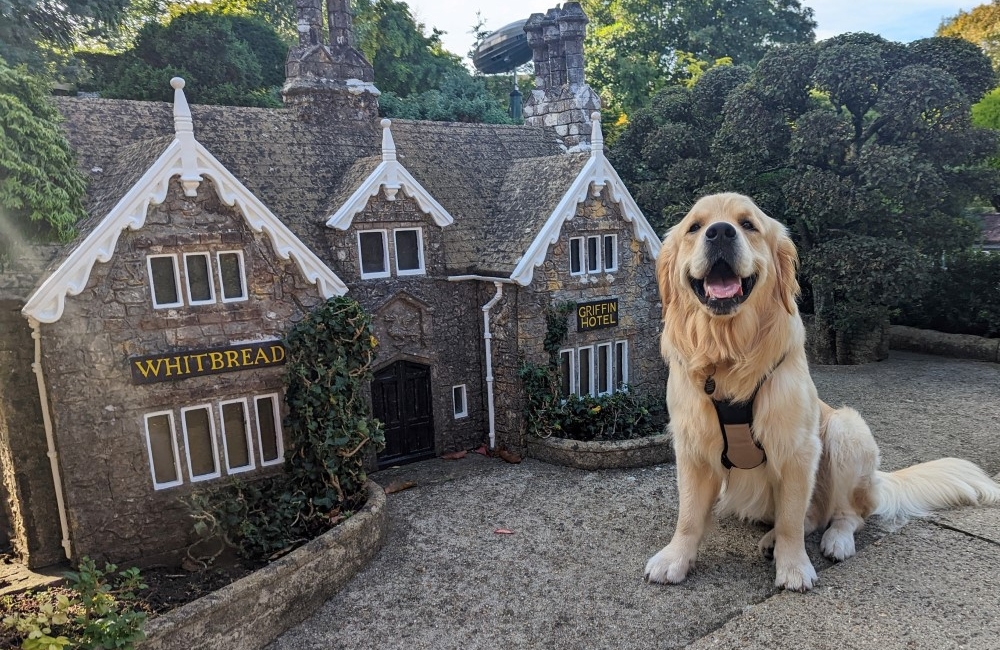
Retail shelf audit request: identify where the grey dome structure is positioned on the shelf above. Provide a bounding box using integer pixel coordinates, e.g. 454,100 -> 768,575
472,19 -> 532,74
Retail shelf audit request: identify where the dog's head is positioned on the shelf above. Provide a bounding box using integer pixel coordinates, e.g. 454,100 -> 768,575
657,193 -> 799,319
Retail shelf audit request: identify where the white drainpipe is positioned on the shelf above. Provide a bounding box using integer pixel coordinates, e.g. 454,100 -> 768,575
481,282 -> 504,449
28,318 -> 72,559
448,275 -> 516,449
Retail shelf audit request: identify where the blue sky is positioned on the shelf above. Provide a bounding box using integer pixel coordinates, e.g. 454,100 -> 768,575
405,0 -> 985,63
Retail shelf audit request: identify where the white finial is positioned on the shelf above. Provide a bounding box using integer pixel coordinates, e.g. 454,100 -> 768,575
590,111 -> 603,159
171,77 -> 201,196
381,118 -> 397,162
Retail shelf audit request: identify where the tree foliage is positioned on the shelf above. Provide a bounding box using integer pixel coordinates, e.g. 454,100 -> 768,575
612,34 -> 998,349
938,0 -> 1000,70
0,57 -> 87,263
582,0 -> 815,119
81,6 -> 286,106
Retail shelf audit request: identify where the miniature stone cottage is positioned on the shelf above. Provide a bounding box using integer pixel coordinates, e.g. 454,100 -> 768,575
0,1 -> 665,568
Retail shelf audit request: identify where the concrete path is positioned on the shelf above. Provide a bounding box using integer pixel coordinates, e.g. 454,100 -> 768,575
267,352 -> 1000,650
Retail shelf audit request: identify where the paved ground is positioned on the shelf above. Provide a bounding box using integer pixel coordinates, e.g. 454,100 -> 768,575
268,352 -> 1000,650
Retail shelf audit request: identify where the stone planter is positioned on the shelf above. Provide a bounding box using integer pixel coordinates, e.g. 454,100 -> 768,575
140,480 -> 387,650
526,433 -> 674,470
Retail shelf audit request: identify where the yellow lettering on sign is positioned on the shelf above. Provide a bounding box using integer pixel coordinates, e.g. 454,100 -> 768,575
241,348 -> 252,366
225,350 -> 240,368
133,358 -> 164,379
270,345 -> 286,363
192,353 -> 208,372
254,347 -> 270,364
209,352 -> 225,370
163,356 -> 182,376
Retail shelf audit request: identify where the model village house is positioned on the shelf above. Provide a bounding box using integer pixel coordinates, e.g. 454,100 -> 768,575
0,0 -> 667,568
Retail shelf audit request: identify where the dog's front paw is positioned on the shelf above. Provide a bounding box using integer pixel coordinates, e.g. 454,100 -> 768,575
774,554 -> 817,592
820,527 -> 856,561
645,545 -> 695,584
757,529 -> 775,560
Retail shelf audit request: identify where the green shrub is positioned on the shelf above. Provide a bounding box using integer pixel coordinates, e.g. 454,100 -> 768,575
803,235 -> 929,336
187,297 -> 385,560
2,558 -> 147,650
895,249 -> 1000,337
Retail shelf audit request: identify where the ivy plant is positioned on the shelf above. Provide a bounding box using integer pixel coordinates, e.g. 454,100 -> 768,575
187,297 -> 385,560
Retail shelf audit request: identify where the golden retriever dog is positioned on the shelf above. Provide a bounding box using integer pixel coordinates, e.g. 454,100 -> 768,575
645,192 -> 1000,591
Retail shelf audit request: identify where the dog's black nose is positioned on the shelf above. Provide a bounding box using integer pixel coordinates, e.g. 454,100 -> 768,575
705,222 -> 737,241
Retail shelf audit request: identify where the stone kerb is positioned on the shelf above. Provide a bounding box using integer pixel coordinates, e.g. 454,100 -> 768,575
889,325 -> 1000,363
526,433 -> 674,470
140,481 -> 387,650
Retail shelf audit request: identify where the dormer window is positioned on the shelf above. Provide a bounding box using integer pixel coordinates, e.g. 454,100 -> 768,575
570,234 -> 618,276
147,251 -> 248,308
358,227 -> 425,279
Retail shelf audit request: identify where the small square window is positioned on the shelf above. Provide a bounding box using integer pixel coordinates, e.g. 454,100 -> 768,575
184,253 -> 215,305
181,405 -> 220,481
255,394 -> 284,466
147,255 -> 182,308
452,385 -> 468,418
143,412 -> 182,489
358,230 -> 390,278
217,251 -> 247,302
569,237 -> 584,275
603,235 -> 618,272
395,228 -> 425,275
220,399 -> 254,474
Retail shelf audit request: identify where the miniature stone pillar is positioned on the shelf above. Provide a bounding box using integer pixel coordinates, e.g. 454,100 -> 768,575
328,0 -> 354,48
524,13 -> 548,91
296,0 -> 324,46
559,2 -> 588,88
543,8 -> 565,89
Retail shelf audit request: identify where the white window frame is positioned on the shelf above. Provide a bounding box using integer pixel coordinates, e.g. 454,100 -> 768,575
452,384 -> 468,419
143,411 -> 183,490
615,340 -> 629,389
559,348 -> 577,397
147,254 -> 183,309
216,250 -> 248,303
596,342 -> 613,396
254,393 -> 285,467
181,404 -> 221,482
183,252 -> 216,306
219,398 -> 256,474
358,229 -> 391,279
394,227 -> 426,276
586,236 -> 601,274
603,234 -> 618,272
578,345 -> 596,397
569,237 -> 585,276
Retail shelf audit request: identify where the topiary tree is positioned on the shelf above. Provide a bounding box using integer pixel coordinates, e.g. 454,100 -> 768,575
0,57 -> 87,265
613,34 -> 999,363
81,7 -> 286,107
187,297 -> 385,560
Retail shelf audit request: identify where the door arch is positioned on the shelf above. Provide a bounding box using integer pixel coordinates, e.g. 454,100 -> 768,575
371,360 -> 435,467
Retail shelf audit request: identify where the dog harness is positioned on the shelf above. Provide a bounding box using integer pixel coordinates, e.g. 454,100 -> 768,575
704,355 -> 786,470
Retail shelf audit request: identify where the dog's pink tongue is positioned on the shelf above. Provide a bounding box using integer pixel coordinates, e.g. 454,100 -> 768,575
705,277 -> 742,299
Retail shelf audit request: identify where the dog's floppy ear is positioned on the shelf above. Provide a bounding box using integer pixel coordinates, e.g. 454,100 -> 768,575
655,227 -> 677,319
773,226 -> 800,315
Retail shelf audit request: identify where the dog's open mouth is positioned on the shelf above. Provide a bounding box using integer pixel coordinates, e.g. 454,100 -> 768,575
690,260 -> 757,315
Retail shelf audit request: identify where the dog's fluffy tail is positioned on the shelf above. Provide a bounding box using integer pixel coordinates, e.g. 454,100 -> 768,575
872,458 -> 1000,522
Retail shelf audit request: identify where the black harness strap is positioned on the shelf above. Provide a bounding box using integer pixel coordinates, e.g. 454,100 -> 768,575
705,355 -> 787,471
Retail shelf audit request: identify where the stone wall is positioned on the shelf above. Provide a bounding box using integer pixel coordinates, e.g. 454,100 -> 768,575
39,177 -> 324,564
497,189 -> 666,450
0,246 -> 64,567
322,191 -> 487,455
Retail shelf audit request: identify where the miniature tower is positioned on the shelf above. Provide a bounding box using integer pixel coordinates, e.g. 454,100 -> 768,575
522,2 -> 601,150
282,0 -> 380,123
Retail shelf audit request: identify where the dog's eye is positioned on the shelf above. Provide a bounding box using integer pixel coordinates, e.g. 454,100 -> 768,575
688,223 -> 701,234
740,220 -> 756,231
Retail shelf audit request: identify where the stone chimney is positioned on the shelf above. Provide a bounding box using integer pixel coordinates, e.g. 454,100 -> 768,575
282,0 -> 380,123
523,2 -> 601,150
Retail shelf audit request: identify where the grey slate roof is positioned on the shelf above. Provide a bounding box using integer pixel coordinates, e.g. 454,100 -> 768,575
48,96 -> 582,281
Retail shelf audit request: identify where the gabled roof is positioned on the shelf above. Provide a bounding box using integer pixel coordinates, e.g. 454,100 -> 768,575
23,79 -> 347,324
327,120 -> 455,230
509,116 -> 661,285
